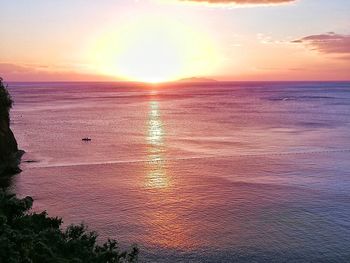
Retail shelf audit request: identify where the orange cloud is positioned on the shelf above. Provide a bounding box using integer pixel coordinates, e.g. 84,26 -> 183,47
178,0 -> 295,5
293,32 -> 350,56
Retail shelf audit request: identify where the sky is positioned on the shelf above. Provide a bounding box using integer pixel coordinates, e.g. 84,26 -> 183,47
1,0 -> 350,82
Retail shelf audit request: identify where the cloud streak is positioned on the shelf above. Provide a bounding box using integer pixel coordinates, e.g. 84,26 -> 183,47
178,0 -> 295,5
0,63 -> 116,82
293,32 -> 350,56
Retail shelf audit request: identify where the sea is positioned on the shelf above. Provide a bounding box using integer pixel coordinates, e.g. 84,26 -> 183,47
7,81 -> 350,262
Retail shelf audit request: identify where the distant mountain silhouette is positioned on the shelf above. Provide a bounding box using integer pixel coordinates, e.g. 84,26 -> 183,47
177,77 -> 218,83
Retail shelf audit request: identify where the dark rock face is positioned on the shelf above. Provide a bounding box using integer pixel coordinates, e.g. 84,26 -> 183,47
0,78 -> 23,177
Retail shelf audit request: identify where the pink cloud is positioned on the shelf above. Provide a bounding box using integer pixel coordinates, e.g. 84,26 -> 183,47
293,32 -> 350,56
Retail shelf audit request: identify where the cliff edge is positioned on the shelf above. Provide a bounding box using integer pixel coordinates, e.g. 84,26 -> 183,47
0,78 -> 23,177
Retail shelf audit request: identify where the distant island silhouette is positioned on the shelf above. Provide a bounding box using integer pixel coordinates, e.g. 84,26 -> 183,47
177,77 -> 218,83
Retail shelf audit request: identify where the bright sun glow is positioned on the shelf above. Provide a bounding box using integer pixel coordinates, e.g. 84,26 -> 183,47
91,16 -> 219,83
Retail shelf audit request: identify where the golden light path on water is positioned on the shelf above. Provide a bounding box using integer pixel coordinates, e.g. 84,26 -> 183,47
143,95 -> 193,250
145,98 -> 170,189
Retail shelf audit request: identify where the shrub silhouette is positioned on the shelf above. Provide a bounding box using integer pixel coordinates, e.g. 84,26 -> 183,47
0,190 -> 138,262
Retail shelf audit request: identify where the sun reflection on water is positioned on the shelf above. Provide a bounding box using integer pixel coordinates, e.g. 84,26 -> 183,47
145,100 -> 170,189
143,98 -> 195,250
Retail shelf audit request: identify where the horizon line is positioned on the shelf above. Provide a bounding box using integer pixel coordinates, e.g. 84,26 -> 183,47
5,80 -> 350,85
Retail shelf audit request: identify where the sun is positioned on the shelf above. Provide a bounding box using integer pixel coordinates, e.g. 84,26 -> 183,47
112,22 -> 184,83
90,16 -> 219,83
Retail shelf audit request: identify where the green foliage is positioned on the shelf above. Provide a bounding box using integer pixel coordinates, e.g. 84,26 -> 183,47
0,191 -> 138,263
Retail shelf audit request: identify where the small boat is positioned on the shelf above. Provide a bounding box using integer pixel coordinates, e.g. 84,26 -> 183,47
82,137 -> 92,141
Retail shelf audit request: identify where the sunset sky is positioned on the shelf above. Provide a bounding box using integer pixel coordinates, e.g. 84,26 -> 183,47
1,0 -> 350,82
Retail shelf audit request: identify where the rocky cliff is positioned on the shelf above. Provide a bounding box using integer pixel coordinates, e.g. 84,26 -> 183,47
0,78 -> 23,177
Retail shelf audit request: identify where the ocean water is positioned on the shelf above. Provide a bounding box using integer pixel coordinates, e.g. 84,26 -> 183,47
8,81 -> 350,262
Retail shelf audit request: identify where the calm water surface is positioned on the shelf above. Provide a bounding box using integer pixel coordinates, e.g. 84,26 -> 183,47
8,82 -> 350,262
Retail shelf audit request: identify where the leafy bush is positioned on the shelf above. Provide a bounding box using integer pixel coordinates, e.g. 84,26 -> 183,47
0,191 -> 138,263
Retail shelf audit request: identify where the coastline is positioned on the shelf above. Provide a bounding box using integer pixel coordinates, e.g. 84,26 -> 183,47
0,77 -> 24,180
0,78 -> 138,262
